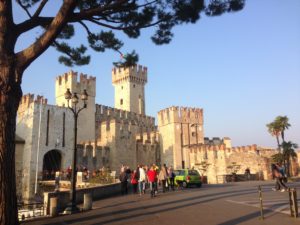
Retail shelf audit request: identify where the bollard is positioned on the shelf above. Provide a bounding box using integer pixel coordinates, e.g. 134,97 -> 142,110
83,193 -> 93,211
258,185 -> 264,220
289,188 -> 298,218
49,197 -> 58,217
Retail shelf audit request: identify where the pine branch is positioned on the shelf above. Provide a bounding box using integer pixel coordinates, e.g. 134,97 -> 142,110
16,0 -> 77,69
78,21 -> 93,36
32,0 -> 49,18
16,0 -> 32,18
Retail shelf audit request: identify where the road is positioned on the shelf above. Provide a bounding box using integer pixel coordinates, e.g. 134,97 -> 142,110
24,181 -> 300,225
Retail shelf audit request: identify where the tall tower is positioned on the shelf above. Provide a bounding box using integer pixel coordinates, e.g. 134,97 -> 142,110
158,106 -> 204,169
112,65 -> 147,115
55,71 -> 96,142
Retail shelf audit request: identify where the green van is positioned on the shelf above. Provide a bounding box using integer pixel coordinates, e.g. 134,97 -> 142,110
174,169 -> 202,188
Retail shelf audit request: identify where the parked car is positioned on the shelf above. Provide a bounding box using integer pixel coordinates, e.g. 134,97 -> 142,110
174,169 -> 202,188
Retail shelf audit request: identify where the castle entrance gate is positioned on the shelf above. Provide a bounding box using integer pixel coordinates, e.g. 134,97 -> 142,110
42,150 -> 62,180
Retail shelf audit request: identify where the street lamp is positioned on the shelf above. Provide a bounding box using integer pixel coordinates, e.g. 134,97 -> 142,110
64,88 -> 88,214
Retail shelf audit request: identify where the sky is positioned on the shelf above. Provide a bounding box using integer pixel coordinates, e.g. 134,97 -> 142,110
16,0 -> 300,148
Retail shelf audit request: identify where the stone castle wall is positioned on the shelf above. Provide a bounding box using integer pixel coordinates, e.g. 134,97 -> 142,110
55,71 -> 96,143
158,106 -> 204,169
189,144 -> 276,183
17,94 -> 76,200
95,104 -> 158,172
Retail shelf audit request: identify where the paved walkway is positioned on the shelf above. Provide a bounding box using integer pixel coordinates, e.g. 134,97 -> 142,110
24,181 -> 299,225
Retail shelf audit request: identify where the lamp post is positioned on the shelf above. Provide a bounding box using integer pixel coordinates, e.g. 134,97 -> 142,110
63,88 -> 88,214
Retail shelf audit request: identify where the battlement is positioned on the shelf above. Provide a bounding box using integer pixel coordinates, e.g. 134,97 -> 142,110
157,106 -> 203,126
18,94 -> 48,117
19,93 -> 48,108
136,131 -> 159,145
190,144 -> 259,153
56,71 -> 96,86
112,65 -> 147,84
96,104 -> 155,127
55,71 -> 96,100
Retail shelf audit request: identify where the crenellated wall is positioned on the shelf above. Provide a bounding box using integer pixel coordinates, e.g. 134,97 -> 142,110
158,106 -> 203,126
158,106 -> 204,169
188,144 -> 275,183
16,98 -> 76,200
95,104 -> 155,128
94,104 -> 158,172
18,94 -> 48,119
112,65 -> 147,85
78,123 -> 160,173
55,71 -> 96,106
55,71 -> 96,143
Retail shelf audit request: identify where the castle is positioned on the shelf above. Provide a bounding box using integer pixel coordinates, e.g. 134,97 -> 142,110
15,65 -> 299,201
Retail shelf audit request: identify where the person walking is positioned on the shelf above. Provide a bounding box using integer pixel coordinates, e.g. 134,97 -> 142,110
119,168 -> 128,195
153,164 -> 159,194
138,165 -> 146,195
147,166 -> 157,198
168,166 -> 175,191
271,163 -> 288,192
131,170 -> 138,194
244,168 -> 251,181
158,164 -> 169,193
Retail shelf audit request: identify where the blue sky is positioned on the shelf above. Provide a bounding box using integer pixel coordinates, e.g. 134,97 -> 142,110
18,1 -> 300,148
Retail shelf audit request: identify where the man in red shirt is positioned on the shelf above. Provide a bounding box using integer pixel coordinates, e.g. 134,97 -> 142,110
147,166 -> 157,197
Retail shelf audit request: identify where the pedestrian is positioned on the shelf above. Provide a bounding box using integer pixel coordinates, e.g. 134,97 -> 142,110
147,166 -> 157,198
168,166 -> 175,191
131,170 -> 138,194
119,167 -> 128,195
244,168 -> 251,181
277,162 -> 288,185
138,165 -> 146,195
158,164 -> 169,193
153,164 -> 159,194
271,163 -> 288,192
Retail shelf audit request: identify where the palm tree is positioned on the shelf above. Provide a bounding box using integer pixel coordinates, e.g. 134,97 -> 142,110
275,116 -> 291,142
271,153 -> 284,164
266,121 -> 281,150
281,141 -> 298,177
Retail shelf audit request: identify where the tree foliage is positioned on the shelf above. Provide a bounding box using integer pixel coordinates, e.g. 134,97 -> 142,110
13,0 -> 246,70
281,141 -> 298,177
266,115 -> 291,150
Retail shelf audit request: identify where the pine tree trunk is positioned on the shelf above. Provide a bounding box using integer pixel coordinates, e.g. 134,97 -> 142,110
0,65 -> 22,225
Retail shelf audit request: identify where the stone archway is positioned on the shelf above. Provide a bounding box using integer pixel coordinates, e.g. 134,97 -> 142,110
43,150 -> 62,180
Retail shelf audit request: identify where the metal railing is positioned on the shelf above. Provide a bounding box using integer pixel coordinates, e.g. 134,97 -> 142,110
18,202 -> 45,221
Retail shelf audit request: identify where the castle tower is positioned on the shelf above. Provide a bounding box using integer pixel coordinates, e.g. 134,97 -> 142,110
55,71 -> 96,142
112,65 -> 147,115
158,106 -> 204,169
